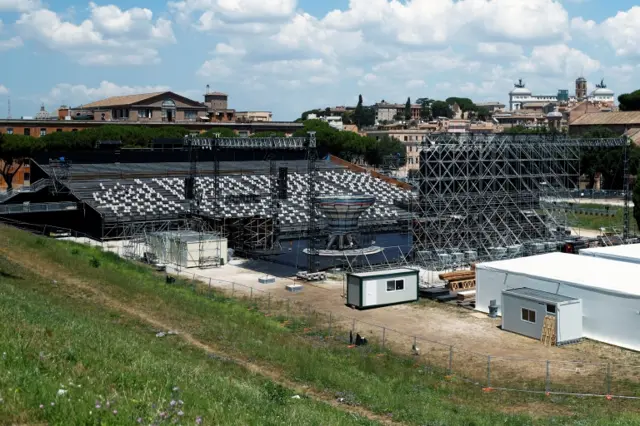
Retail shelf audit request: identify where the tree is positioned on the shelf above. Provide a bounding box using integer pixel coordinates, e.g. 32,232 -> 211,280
360,106 -> 376,127
404,97 -> 412,121
430,101 -> 453,118
418,98 -> 432,121
354,94 -> 364,127
393,112 -> 404,122
475,106 -> 491,121
618,90 -> 640,111
0,134 -> 34,191
445,97 -> 476,112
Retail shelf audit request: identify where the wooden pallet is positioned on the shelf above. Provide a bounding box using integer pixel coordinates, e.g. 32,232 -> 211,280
439,271 -> 475,281
449,279 -> 476,291
456,290 -> 476,301
541,315 -> 557,346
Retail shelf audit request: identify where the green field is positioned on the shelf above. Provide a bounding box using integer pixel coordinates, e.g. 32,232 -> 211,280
560,203 -> 639,234
1,225 -> 640,425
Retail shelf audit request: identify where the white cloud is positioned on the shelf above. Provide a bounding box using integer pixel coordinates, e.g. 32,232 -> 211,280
16,4 -> 175,65
515,44 -> 600,77
0,84 -> 8,95
406,79 -> 426,89
0,0 -> 40,12
0,36 -> 22,50
42,81 -> 171,106
572,7 -> 640,57
323,0 -> 569,45
197,58 -> 234,77
214,42 -> 246,56
477,42 -> 523,58
169,0 -> 296,26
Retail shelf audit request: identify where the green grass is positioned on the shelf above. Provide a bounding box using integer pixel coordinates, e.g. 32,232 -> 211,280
556,203 -> 639,233
2,225 -> 640,425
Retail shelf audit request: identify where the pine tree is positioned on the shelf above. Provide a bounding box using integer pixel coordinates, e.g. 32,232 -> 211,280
404,97 -> 411,121
354,94 -> 364,127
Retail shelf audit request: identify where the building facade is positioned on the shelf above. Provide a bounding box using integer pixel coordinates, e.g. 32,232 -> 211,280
373,101 -> 421,122
509,78 -> 615,111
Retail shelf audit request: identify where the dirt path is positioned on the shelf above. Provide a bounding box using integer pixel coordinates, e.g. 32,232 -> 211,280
0,249 -> 400,426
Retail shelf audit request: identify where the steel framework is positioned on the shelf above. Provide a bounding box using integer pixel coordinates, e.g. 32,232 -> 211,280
48,158 -> 72,196
410,133 -> 629,268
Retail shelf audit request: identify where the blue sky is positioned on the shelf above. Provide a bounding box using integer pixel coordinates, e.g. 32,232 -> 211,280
1,0 -> 640,120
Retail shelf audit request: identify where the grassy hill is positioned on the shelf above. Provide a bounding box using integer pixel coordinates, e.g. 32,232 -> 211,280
1,225 -> 639,425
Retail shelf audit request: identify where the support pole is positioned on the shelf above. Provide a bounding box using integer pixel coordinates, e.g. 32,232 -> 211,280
546,360 -> 551,393
382,327 -> 386,350
487,355 -> 491,388
607,363 -> 612,395
448,346 -> 453,375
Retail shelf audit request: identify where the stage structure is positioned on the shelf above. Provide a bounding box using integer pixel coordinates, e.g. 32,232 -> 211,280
303,195 -> 382,256
183,133 -> 319,269
411,133 -> 629,269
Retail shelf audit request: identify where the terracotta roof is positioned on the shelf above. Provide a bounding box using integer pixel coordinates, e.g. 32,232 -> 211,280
571,111 -> 640,126
79,92 -> 168,108
207,91 -> 227,96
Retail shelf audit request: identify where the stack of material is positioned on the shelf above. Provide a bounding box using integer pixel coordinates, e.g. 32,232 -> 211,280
420,286 -> 450,300
456,290 -> 476,301
439,270 -> 476,291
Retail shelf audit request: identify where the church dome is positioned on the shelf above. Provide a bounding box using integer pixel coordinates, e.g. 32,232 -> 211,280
35,104 -> 51,120
547,111 -> 563,119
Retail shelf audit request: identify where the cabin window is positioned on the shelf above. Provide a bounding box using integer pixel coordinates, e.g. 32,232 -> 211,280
56,129 -> 63,132
546,304 -> 556,314
7,128 -> 13,135
521,308 -> 536,323
386,279 -> 405,292
40,128 -> 47,136
24,128 -> 30,136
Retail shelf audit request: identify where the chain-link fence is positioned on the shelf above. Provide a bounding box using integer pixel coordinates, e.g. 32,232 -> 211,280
172,267 -> 640,400
4,217 -> 640,401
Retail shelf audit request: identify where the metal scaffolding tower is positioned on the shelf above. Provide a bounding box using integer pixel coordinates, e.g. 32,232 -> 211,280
410,133 -> 628,268
48,157 -> 72,196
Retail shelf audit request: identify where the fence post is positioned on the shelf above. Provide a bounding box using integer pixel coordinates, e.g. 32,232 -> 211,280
351,319 -> 356,336
545,360 -> 551,393
448,346 -> 453,375
192,274 -> 196,292
487,355 -> 491,388
208,278 -> 211,298
286,299 -> 290,318
232,281 -> 235,297
382,327 -> 386,350
606,363 -> 612,395
267,293 -> 271,313
328,312 -> 332,336
250,287 -> 253,301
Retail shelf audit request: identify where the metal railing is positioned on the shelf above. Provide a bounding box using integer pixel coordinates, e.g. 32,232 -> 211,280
0,201 -> 78,214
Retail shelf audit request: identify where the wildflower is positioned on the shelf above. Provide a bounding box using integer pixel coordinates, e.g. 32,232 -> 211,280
0,398 -> 3,404
137,418 -> 143,423
160,412 -> 167,418
113,410 -> 118,415
177,410 -> 184,416
170,400 -> 177,406
51,402 -> 55,406
2,352 -> 5,359
178,400 -> 184,406
172,386 -> 179,392
39,404 -> 44,409
95,403 -> 101,409
196,416 -> 203,425
106,400 -> 111,408
57,389 -> 68,396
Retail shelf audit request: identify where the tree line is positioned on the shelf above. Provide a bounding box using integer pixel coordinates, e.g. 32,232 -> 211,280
0,121 -> 406,189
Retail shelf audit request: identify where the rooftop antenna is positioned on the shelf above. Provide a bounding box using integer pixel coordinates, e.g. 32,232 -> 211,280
7,96 -> 11,119
206,84 -> 210,94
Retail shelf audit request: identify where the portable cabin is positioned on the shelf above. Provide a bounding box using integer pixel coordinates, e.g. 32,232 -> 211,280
475,252 -> 640,351
501,288 -> 583,346
346,268 -> 419,309
580,243 -> 640,265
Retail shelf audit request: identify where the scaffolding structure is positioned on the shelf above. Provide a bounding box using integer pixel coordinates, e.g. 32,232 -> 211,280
410,133 -> 629,269
48,157 -> 72,196
184,133 -> 318,261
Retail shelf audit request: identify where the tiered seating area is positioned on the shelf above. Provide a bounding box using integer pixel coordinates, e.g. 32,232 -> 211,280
82,179 -> 186,220
79,169 -> 410,227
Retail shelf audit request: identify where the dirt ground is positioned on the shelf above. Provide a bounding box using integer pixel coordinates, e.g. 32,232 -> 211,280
174,259 -> 640,367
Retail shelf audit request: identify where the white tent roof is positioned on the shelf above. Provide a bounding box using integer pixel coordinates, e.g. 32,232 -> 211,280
476,252 -> 640,297
580,243 -> 640,260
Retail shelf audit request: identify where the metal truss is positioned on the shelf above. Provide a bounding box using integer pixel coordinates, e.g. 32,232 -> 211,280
184,136 -> 315,150
48,158 -> 72,196
411,133 -> 630,269
306,132 -> 321,273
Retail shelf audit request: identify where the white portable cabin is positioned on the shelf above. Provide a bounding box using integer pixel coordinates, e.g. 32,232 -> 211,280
346,268 -> 419,309
501,288 -> 583,346
580,243 -> 640,265
476,252 -> 640,351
